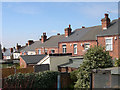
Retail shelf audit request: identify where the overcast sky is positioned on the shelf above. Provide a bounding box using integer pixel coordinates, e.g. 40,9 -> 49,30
1,2 -> 119,48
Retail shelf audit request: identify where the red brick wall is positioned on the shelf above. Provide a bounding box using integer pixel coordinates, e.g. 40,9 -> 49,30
58,41 -> 97,56
97,35 -> 119,59
36,47 -> 58,54
20,57 -> 27,68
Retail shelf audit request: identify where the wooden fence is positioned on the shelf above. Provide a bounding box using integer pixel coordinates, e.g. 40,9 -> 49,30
1,67 -> 34,78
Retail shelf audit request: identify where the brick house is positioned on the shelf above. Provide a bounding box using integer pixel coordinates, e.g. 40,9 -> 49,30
58,14 -> 120,59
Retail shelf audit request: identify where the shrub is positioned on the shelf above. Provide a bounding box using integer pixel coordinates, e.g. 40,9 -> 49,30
3,71 -> 59,88
114,58 -> 120,67
74,46 -> 113,88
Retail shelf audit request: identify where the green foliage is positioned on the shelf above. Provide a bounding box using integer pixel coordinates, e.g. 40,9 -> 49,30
4,71 -> 59,88
74,46 -> 113,88
114,58 -> 120,67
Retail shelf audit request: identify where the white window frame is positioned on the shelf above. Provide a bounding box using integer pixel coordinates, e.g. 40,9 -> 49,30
62,45 -> 66,53
38,49 -> 41,54
84,43 -> 90,50
51,49 -> 55,54
105,37 -> 113,51
73,44 -> 77,54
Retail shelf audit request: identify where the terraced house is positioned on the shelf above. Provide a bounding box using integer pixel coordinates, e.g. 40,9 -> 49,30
58,14 -> 120,59
20,13 -> 120,59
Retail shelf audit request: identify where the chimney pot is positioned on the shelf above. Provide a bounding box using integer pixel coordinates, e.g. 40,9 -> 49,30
41,32 -> 47,43
57,33 -> 60,35
82,26 -> 85,28
28,40 -> 34,46
69,24 -> 71,28
10,48 -> 13,53
64,25 -> 72,37
105,13 -> 108,18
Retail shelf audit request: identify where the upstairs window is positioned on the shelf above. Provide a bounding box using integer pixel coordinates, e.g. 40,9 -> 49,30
38,49 -> 41,54
105,37 -> 113,51
45,49 -> 47,54
51,50 -> 55,54
62,45 -> 66,53
74,44 -> 77,54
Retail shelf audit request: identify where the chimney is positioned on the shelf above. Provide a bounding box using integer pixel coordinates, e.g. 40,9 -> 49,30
16,43 -> 21,50
82,26 -> 85,28
3,47 -> 6,52
101,13 -> 110,30
28,40 -> 34,46
41,32 -> 47,43
26,43 -> 28,46
57,33 -> 60,35
10,48 -> 13,53
64,24 -> 72,37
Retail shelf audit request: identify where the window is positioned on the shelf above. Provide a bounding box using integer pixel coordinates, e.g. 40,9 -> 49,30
38,49 -> 41,54
105,38 -> 113,51
62,45 -> 66,53
84,43 -> 90,50
45,49 -> 47,54
51,50 -> 55,54
74,44 -> 77,54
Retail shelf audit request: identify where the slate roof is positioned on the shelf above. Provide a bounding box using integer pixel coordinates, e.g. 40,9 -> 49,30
14,46 -> 26,53
97,19 -> 120,36
20,55 -> 46,64
21,35 -> 66,52
58,57 -> 83,68
36,35 -> 66,48
60,25 -> 102,42
21,41 -> 42,52
3,49 -> 12,56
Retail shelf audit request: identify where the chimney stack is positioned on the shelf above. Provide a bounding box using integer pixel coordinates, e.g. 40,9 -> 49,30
82,26 -> 85,28
101,13 -> 110,30
57,33 -> 60,35
41,32 -> 47,43
3,47 -> 6,52
64,24 -> 72,37
10,48 -> 13,53
16,43 -> 21,50
26,43 -> 28,46
28,40 -> 34,46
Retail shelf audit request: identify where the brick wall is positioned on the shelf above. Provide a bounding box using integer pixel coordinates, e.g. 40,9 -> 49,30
36,47 -> 58,55
58,40 -> 97,56
20,57 -> 27,68
97,35 -> 119,59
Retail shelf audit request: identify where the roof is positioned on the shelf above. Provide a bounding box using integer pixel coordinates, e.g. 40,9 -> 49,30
60,25 -> 102,42
36,34 -> 66,48
20,55 -> 46,64
97,19 -> 120,36
21,35 -> 66,52
92,67 -> 120,75
3,49 -> 12,56
14,46 -> 26,53
21,41 -> 42,52
58,57 -> 83,68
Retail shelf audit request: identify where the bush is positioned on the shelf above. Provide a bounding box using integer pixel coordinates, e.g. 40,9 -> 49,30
74,46 -> 113,88
3,71 -> 59,88
114,58 -> 120,67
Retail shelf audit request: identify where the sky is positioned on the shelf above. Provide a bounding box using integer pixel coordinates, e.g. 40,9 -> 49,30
1,2 -> 119,48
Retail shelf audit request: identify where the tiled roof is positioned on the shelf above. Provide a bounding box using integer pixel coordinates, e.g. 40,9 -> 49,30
20,55 -> 46,64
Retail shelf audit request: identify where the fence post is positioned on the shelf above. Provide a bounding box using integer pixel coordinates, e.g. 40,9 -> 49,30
57,74 -> 60,90
14,68 -> 16,74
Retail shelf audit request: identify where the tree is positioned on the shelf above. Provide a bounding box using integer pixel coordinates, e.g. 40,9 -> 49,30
74,46 -> 113,88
